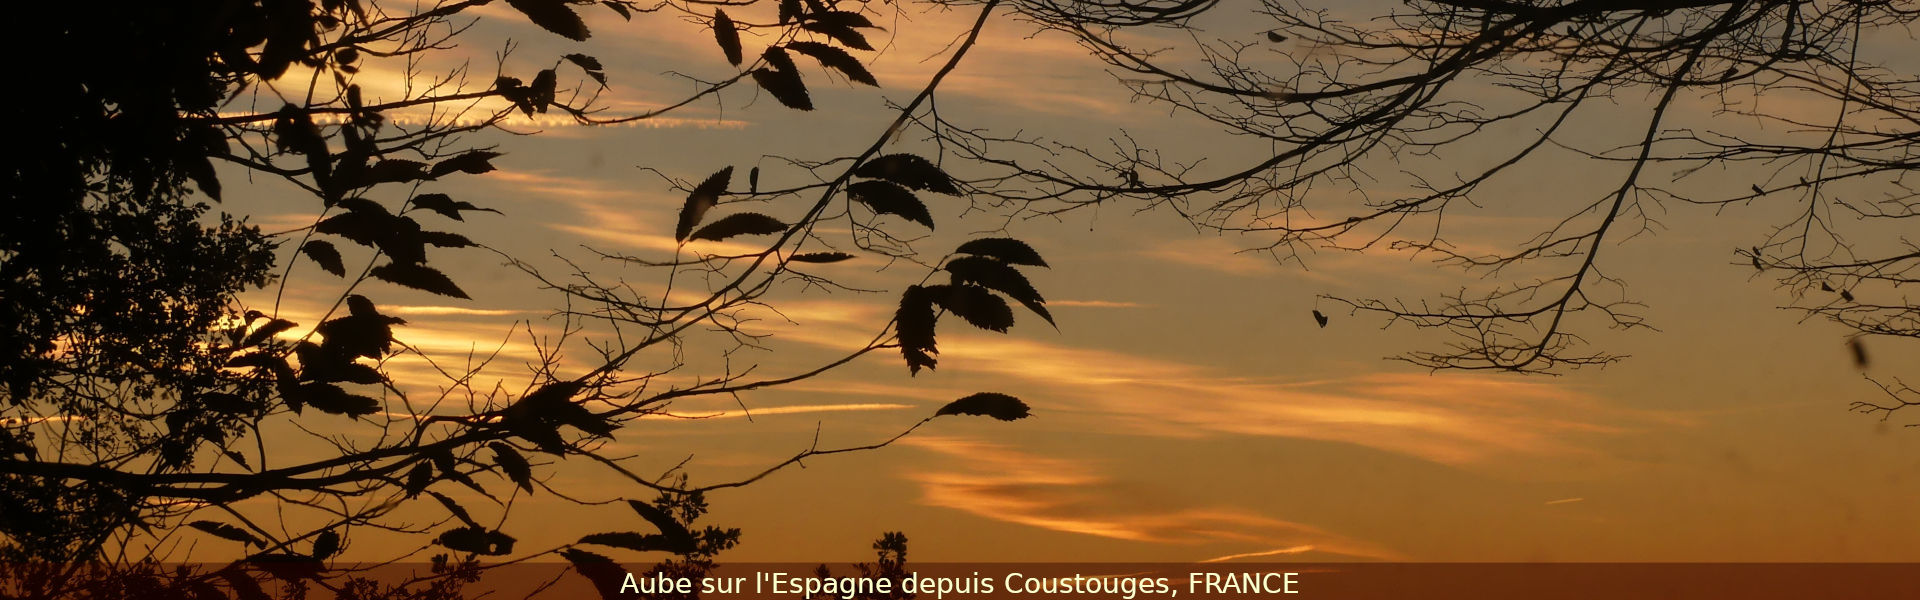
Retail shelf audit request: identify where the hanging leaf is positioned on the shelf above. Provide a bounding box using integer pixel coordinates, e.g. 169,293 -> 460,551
807,10 -> 877,30
800,21 -> 873,51
241,318 -> 299,348
848,180 -> 934,229
713,9 -> 743,66
675,167 -> 733,242
689,212 -> 788,242
437,526 -> 516,555
934,392 -> 1030,421
945,256 -> 1052,325
505,0 -> 590,41
577,532 -> 685,553
370,262 -> 470,299
430,151 -> 502,178
854,154 -> 959,195
404,462 -> 433,498
528,69 -> 558,113
562,548 -> 629,600
564,53 -> 607,86
310,530 -> 340,560
427,490 -> 481,528
932,284 -> 1014,333
896,285 -> 939,374
953,237 -> 1048,267
778,0 -> 802,25
300,240 -> 346,277
785,42 -> 877,86
295,383 -> 381,416
490,442 -> 535,493
626,499 -> 697,554
790,252 -> 855,263
188,521 -> 262,547
603,1 -> 631,21
420,230 -> 476,248
410,193 -> 500,221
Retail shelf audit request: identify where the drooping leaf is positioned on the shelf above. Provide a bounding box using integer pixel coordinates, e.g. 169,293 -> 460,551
489,442 -> 535,493
505,0 -> 590,41
241,318 -> 299,348
577,531 -> 685,553
675,167 -> 733,242
300,240 -> 346,277
712,9 -> 743,66
310,530 -> 340,560
847,180 -> 933,229
800,21 -> 873,51
370,262 -> 470,299
362,159 -> 429,185
427,490 -> 481,528
778,0 -> 802,25
953,237 -> 1048,267
437,526 -> 516,555
528,69 -> 558,112
315,210 -> 391,248
294,383 -> 381,416
854,154 -> 959,195
420,230 -> 476,248
626,499 -> 697,554
404,462 -> 433,497
945,256 -> 1051,325
430,151 -> 502,179
561,548 -> 628,600
689,212 -> 788,242
410,193 -> 500,221
1312,309 -> 1329,328
807,10 -> 877,30
931,284 -> 1014,333
603,1 -> 631,20
896,285 -> 939,374
790,252 -> 855,263
752,67 -> 812,111
564,53 -> 607,86
785,41 -> 877,86
187,521 -> 262,547
934,392 -> 1031,421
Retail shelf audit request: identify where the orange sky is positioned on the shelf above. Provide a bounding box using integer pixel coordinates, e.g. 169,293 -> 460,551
201,1 -> 1920,564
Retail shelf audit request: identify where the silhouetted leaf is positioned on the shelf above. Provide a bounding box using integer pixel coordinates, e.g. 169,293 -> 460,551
689,212 -> 788,242
311,530 -> 340,560
790,252 -> 855,263
953,237 -> 1048,267
626,499 -> 697,554
945,256 -> 1051,325
1312,309 -> 1329,328
808,10 -> 876,30
603,1 -> 631,20
188,521 -> 262,547
577,532 -> 684,553
242,318 -> 299,348
1266,31 -> 1288,43
786,42 -> 877,86
749,166 -> 760,193
410,193 -> 500,221
437,526 -> 516,555
1841,289 -> 1855,302
562,548 -> 628,600
430,151 -> 502,179
300,240 -> 346,277
800,21 -> 873,51
713,9 -> 743,66
427,490 -> 481,528
564,53 -> 607,86
932,284 -> 1014,333
676,167 -> 733,242
505,0 -> 590,41
364,159 -> 429,185
854,154 -> 959,195
752,67 -> 813,110
1850,338 -> 1869,368
315,210 -> 391,248
370,263 -> 470,299
490,442 -> 534,493
529,69 -> 558,112
421,230 -> 476,248
848,180 -> 933,229
935,392 -> 1030,421
778,0 -> 803,24
404,462 -> 433,497
896,285 -> 939,374
296,383 -> 381,416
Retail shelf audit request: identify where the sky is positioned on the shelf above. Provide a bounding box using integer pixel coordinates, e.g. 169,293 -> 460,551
206,1 -> 1920,564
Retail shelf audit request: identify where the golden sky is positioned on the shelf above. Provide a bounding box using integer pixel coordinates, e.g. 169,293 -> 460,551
216,1 -> 1920,564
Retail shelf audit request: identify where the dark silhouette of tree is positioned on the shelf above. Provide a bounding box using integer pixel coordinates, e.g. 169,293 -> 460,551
0,0 -> 1085,596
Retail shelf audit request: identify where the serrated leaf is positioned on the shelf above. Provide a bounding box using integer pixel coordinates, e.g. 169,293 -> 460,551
785,41 -> 877,86
490,442 -> 534,493
800,21 -> 872,51
404,462 -> 433,497
675,167 -> 732,242
562,548 -> 628,600
790,252 -> 855,263
295,383 -> 381,416
953,237 -> 1048,267
315,210 -> 391,248
529,69 -> 557,112
690,212 -> 788,242
420,230 -> 476,248
934,392 -> 1030,421
577,531 -> 684,553
370,262 -> 470,299
505,0 -> 590,41
848,180 -> 933,229
778,0 -> 802,24
430,150 -> 501,179
932,284 -> 1014,333
410,193 -> 500,221
301,240 -> 346,277
945,256 -> 1051,325
896,285 -> 939,375
807,10 -> 877,30
564,53 -> 607,86
854,154 -> 959,195
242,318 -> 299,348
713,9 -> 743,66
188,521 -> 262,547
752,67 -> 812,111
626,499 -> 697,554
